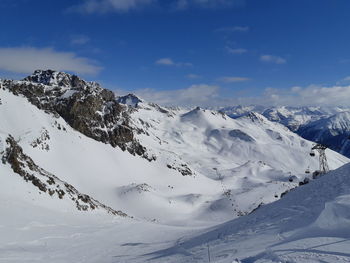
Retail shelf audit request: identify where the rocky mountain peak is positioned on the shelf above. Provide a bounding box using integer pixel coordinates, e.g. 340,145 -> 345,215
245,111 -> 267,123
2,70 -> 150,159
117,93 -> 143,107
23,69 -> 100,89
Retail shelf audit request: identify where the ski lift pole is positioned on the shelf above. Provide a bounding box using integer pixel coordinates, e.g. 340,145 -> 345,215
207,244 -> 211,262
310,143 -> 329,174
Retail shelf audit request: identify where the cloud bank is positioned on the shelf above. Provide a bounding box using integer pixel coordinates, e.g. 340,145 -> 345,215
119,84 -> 350,108
0,47 -> 101,75
122,84 -> 219,106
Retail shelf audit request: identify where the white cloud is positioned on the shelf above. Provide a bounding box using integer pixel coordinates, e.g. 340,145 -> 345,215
155,58 -> 175,66
71,35 -> 90,45
285,85 -> 350,106
336,76 -> 350,85
118,83 -> 350,108
186,73 -> 201,79
0,47 -> 101,75
216,26 -> 249,33
218,76 -> 250,83
253,85 -> 350,107
127,84 -> 219,107
260,54 -> 286,64
155,57 -> 192,67
225,47 -> 247,54
69,0 -> 154,14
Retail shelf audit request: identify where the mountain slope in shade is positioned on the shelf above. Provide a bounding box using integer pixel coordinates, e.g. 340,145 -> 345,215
297,111 -> 350,157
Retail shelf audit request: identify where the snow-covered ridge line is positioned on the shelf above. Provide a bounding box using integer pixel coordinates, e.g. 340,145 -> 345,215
1,134 -> 127,217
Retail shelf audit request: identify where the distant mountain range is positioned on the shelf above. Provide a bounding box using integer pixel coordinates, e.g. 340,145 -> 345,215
220,105 -> 350,157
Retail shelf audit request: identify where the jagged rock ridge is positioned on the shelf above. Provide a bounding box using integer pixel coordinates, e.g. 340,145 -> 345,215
1,70 -> 149,158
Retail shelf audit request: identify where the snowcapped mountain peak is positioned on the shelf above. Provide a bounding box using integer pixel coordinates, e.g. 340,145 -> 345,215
328,111 -> 350,127
117,93 -> 143,107
22,69 -> 100,89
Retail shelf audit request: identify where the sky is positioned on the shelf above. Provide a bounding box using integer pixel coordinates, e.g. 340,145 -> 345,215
1,0 -> 350,107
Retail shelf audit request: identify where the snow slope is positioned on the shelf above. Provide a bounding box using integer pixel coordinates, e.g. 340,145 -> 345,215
125,100 -> 347,220
0,88 -> 199,224
151,162 -> 350,263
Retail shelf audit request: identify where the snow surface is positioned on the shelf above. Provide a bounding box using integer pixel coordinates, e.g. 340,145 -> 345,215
128,102 -> 347,219
153,163 -> 350,263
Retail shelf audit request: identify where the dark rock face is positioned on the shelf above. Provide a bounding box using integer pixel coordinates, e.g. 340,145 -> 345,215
23,69 -> 94,88
2,70 -> 148,158
117,93 -> 143,107
166,163 -> 193,176
1,135 -> 127,216
228,129 -> 255,142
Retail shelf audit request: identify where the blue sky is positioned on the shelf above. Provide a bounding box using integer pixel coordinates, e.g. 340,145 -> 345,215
1,0 -> 350,106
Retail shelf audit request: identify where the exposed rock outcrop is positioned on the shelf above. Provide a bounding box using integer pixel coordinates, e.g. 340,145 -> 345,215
1,135 -> 127,216
1,70 -> 149,158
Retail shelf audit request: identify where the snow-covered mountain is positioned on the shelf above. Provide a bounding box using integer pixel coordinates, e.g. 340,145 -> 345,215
298,111 -> 350,157
221,105 -> 350,158
221,105 -> 348,131
0,70 -> 349,262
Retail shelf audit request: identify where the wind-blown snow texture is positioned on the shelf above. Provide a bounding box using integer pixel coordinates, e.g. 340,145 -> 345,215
0,70 -> 349,263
